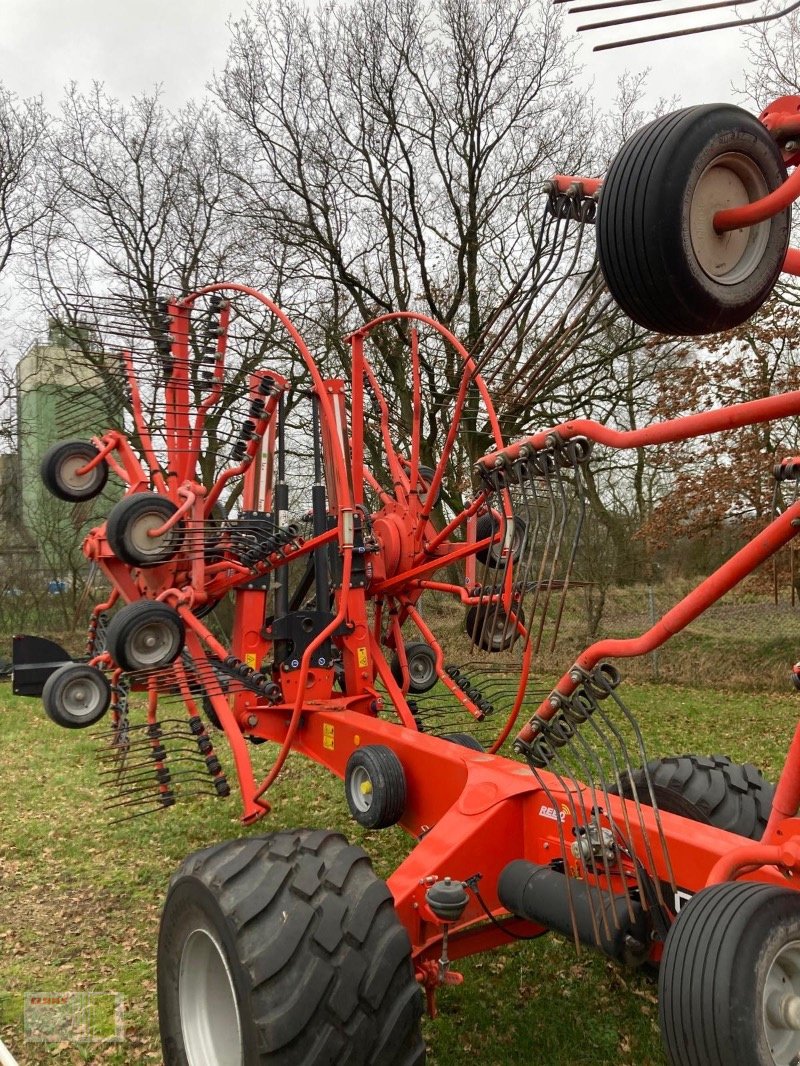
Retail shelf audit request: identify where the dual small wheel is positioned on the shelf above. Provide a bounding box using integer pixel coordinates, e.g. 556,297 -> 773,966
157,830 -> 425,1065
106,493 -> 184,567
105,600 -> 185,672
40,440 -> 109,502
597,104 -> 791,335
42,663 -> 111,728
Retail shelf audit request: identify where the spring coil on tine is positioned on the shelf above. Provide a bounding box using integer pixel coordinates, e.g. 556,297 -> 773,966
527,664 -> 618,769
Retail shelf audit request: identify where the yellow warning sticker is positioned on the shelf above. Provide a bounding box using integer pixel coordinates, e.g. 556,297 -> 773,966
323,723 -> 335,750
245,653 -> 257,669
357,647 -> 369,668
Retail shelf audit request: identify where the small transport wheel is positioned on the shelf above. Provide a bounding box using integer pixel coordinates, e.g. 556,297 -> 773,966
157,830 -> 425,1066
440,732 -> 485,752
417,464 -> 441,508
390,642 -> 438,694
597,104 -> 790,335
105,600 -> 185,672
40,439 -> 109,502
465,602 -> 524,652
611,754 -> 773,840
41,662 -> 111,729
106,492 -> 184,567
345,745 -> 407,829
659,881 -> 800,1066
475,512 -> 527,567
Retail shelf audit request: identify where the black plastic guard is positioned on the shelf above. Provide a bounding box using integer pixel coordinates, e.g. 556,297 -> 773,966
12,634 -> 74,696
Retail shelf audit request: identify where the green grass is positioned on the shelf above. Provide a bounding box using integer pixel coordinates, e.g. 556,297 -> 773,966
0,680 -> 798,1064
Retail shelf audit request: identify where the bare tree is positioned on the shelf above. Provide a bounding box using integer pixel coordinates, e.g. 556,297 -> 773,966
215,0 -> 606,498
0,85 -> 47,278
28,86 -> 297,497
740,8 -> 800,105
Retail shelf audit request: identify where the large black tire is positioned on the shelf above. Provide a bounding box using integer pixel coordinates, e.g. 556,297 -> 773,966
597,104 -> 790,336
40,439 -> 109,502
659,881 -> 800,1066
157,830 -> 425,1066
390,642 -> 438,694
106,492 -> 184,567
105,600 -> 185,672
345,746 -> 407,829
41,662 -> 111,729
612,754 -> 773,840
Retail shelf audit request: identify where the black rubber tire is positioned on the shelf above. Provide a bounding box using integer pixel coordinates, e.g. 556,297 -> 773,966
417,464 -> 440,508
106,492 -> 184,567
659,881 -> 800,1066
41,663 -> 111,728
157,830 -> 425,1066
40,439 -> 109,502
597,104 -> 790,336
345,745 -> 407,829
390,642 -> 438,694
465,602 -> 523,652
440,732 -> 485,752
475,513 -> 527,568
612,754 -> 773,840
105,600 -> 185,672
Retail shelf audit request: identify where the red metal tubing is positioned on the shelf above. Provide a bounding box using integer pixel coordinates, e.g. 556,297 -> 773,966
550,175 -> 602,197
714,166 -> 800,233
483,390 -> 800,470
785,247 -> 800,276
765,720 -> 800,841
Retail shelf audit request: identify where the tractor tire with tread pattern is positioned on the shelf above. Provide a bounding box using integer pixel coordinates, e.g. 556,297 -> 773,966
158,829 -> 425,1066
612,753 -> 773,839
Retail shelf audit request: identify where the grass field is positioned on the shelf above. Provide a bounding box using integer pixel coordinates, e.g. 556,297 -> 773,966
1,679 -> 798,1065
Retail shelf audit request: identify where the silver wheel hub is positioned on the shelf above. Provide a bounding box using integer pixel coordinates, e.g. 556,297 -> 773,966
690,152 -> 771,286
130,511 -> 172,557
179,927 -> 243,1066
410,656 -> 434,687
130,620 -> 178,667
62,677 -> 102,719
59,456 -> 98,492
763,939 -> 800,1064
349,765 -> 374,813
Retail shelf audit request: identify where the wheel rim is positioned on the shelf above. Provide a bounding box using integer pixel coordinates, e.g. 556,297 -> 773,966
61,674 -> 104,721
409,653 -> 435,689
179,927 -> 243,1066
128,619 -> 180,668
59,453 -> 100,493
128,510 -> 176,559
763,939 -> 800,1064
689,152 -> 771,286
469,604 -> 519,651
349,765 -> 374,813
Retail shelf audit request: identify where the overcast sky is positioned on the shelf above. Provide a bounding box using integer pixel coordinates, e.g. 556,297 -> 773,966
0,0 -> 752,113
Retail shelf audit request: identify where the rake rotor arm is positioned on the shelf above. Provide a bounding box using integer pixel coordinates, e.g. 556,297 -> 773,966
515,497 -> 800,748
478,388 -> 800,476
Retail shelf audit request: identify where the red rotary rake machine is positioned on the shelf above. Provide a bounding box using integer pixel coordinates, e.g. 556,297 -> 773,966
14,96 -> 800,1065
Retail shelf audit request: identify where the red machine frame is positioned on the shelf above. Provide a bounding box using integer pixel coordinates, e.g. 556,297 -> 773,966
30,94 -> 800,1027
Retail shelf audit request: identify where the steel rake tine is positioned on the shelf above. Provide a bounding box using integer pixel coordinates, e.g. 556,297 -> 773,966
578,0 -> 757,30
592,0 -> 800,47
